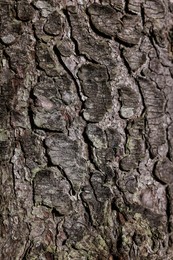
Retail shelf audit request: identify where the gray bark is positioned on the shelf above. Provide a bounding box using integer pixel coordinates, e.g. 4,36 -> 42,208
1,0 -> 173,259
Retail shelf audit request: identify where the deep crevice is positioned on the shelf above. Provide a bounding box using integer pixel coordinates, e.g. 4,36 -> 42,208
63,8 -> 82,57
42,139 -> 76,195
124,0 -> 137,15
119,46 -> 131,75
135,78 -> 146,116
32,179 -> 36,206
82,126 -> 101,172
148,33 -> 160,59
151,161 -> 166,185
166,124 -> 172,161
28,87 -> 36,131
53,45 -> 83,105
141,3 -> 145,27
10,160 -> 17,198
52,207 -> 64,218
63,8 -> 97,64
21,241 -> 33,260
56,165 -> 76,196
80,193 -> 96,228
42,139 -> 54,168
166,186 -> 171,235
88,172 -> 100,202
124,122 -> 130,155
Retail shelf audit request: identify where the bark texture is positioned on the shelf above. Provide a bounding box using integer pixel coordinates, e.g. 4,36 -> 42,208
1,0 -> 173,259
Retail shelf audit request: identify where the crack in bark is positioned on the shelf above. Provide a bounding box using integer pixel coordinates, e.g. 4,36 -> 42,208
56,165 -> 76,196
63,8 -> 97,63
82,127 -> 102,172
1,0 -> 173,258
166,186 -> 172,246
53,45 -> 83,106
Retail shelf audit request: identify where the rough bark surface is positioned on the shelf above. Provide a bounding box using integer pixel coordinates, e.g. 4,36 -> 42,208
1,0 -> 173,259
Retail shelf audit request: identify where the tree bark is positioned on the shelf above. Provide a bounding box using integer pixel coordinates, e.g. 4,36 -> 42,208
1,0 -> 173,259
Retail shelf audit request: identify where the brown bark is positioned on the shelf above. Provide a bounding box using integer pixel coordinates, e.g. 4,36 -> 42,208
1,0 -> 173,259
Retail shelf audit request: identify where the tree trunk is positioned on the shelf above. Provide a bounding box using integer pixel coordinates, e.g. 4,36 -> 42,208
1,0 -> 173,259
